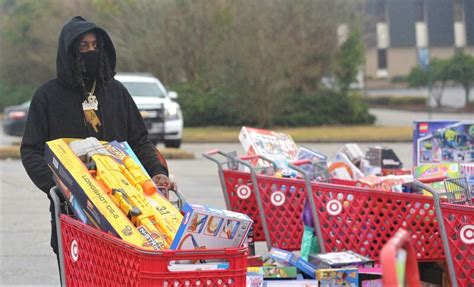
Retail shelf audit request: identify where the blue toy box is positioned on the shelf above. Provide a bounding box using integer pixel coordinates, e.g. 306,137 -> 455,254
413,121 -> 474,166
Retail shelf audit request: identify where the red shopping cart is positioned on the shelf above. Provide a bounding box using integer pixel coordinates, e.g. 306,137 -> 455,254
204,149 -> 330,251
380,228 -> 421,287
414,178 -> 474,287
290,160 -> 447,262
50,187 -> 248,287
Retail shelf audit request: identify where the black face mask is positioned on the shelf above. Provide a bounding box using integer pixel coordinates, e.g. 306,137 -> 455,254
81,50 -> 99,80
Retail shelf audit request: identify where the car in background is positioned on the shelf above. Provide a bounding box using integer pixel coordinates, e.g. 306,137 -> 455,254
3,101 -> 29,137
115,73 -> 183,148
3,74 -> 184,148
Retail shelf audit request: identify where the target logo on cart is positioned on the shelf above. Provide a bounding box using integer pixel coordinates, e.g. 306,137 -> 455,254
327,200 -> 343,216
460,225 -> 474,245
236,185 -> 252,200
270,191 -> 285,206
70,240 -> 79,262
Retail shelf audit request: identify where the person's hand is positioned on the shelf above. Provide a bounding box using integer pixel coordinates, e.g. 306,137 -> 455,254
152,174 -> 176,191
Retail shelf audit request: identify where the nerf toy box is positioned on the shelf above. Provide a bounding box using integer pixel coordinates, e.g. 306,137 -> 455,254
268,248 -> 318,279
45,138 -> 165,250
239,126 -> 298,169
247,266 -> 298,279
309,251 -> 374,269
413,121 -> 474,166
316,268 -> 358,287
170,203 -> 253,250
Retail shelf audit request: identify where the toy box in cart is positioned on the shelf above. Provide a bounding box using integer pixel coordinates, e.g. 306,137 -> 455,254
170,203 -> 253,250
413,120 -> 474,166
45,138 -> 181,250
239,126 -> 298,169
309,251 -> 374,269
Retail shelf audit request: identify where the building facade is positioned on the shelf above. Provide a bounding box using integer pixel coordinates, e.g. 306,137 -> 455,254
365,0 -> 474,80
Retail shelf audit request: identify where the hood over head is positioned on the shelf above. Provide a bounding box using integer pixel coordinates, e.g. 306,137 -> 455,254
56,16 -> 116,88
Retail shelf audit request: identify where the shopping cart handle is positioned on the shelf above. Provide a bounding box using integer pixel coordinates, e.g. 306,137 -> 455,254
205,149 -> 220,155
417,176 -> 447,184
239,155 -> 259,161
290,159 -> 311,166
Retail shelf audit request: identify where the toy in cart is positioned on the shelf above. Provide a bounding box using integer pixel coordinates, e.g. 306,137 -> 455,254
413,120 -> 474,166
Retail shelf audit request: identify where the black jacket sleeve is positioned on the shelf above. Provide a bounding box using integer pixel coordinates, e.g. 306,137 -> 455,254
20,88 -> 55,195
124,89 -> 169,177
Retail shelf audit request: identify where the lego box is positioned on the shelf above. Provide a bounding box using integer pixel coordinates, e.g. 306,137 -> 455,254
239,126 -> 298,169
413,121 -> 474,166
170,203 -> 253,250
45,138 -> 159,250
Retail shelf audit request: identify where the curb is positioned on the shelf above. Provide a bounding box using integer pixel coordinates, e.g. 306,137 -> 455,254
0,145 -> 195,160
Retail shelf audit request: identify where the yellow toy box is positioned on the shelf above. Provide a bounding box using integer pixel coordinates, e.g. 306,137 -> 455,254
45,138 -> 181,250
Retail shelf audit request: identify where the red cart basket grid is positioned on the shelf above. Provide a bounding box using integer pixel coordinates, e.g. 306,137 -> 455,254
414,178 -> 473,287
290,160 -> 448,262
51,187 -> 248,287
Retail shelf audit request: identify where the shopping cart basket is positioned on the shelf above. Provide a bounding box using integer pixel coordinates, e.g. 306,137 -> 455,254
413,178 -> 474,287
51,187 -> 248,287
290,160 -> 447,262
380,228 -> 421,287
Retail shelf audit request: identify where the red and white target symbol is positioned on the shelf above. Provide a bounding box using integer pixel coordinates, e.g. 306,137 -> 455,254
460,225 -> 474,245
327,200 -> 342,216
236,185 -> 252,200
70,240 -> 79,262
270,191 -> 285,206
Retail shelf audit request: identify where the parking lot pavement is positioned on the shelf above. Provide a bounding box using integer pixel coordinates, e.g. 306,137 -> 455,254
1,142 -> 411,285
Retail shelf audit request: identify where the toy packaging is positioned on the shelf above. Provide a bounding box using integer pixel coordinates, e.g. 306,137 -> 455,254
46,138 -> 167,250
268,248 -> 318,279
296,146 -> 329,180
414,163 -> 461,195
356,174 -> 411,192
239,126 -> 298,169
247,266 -> 298,279
102,140 -> 183,242
316,268 -> 358,287
265,280 -> 319,287
170,203 -> 252,250
328,151 -> 364,180
413,121 -> 474,166
460,163 -> 474,192
309,251 -> 374,269
365,146 -> 403,170
246,272 -> 264,287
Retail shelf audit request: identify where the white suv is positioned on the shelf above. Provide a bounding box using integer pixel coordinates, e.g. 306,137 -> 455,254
115,73 -> 183,148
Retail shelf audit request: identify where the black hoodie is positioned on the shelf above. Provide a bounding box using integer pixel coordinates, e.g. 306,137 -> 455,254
21,16 -> 168,194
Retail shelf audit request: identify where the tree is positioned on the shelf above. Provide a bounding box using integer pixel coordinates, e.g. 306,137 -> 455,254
407,58 -> 450,108
334,24 -> 364,93
447,52 -> 474,107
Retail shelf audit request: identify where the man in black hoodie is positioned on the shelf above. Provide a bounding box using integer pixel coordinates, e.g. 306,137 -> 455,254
20,16 -> 174,269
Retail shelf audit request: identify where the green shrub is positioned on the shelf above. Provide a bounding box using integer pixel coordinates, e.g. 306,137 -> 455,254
274,89 -> 375,126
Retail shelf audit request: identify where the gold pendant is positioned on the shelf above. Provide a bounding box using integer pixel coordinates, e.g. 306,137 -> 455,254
84,109 -> 101,133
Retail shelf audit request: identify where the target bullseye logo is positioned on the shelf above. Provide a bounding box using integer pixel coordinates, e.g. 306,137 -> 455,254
270,191 -> 285,206
71,240 -> 79,262
460,225 -> 474,244
327,200 -> 342,216
236,185 -> 252,199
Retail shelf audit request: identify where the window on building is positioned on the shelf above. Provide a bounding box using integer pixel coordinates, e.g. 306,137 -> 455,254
377,48 -> 387,70
415,0 -> 424,22
375,0 -> 386,22
454,0 -> 464,22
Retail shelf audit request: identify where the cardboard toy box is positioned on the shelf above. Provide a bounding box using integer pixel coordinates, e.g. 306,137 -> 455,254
268,248 -> 318,279
309,251 -> 374,269
239,126 -> 298,169
247,266 -> 298,279
328,151 -> 364,180
316,268 -> 358,287
413,121 -> 474,166
45,138 -> 157,250
170,203 -> 252,250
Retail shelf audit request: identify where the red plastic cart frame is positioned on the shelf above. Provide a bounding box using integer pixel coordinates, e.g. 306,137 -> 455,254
380,228 -> 421,287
